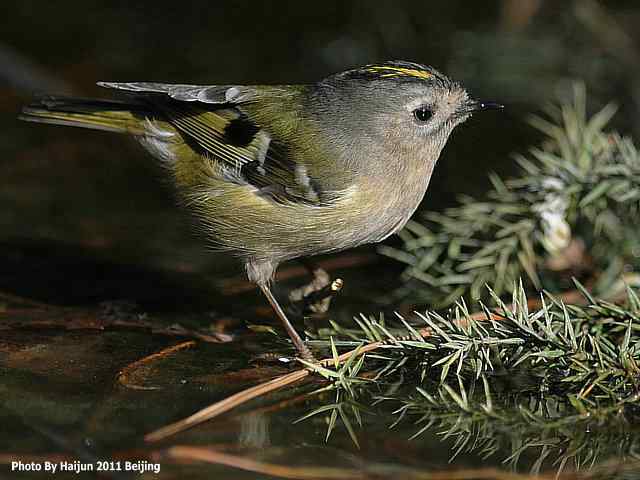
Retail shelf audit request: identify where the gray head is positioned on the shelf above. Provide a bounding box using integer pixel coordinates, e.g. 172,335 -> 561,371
308,60 -> 501,174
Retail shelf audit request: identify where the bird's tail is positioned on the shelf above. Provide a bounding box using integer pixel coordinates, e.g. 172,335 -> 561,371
20,95 -> 151,135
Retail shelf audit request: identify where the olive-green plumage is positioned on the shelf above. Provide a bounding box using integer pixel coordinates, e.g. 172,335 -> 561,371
21,60 -> 501,359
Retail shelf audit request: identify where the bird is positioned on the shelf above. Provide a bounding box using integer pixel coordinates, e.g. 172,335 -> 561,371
21,60 -> 502,360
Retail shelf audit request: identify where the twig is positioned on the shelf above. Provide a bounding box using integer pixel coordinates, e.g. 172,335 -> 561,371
144,309 -> 509,441
143,284 -> 612,442
117,341 -> 196,390
157,445 -> 567,480
160,446 -> 363,479
0,312 -> 231,343
144,342 -> 382,442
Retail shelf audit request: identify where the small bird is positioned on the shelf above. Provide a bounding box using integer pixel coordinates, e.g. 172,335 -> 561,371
21,60 -> 501,360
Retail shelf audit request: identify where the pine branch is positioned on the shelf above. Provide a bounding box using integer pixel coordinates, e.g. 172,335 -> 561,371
382,84 -> 640,307
304,282 -> 640,474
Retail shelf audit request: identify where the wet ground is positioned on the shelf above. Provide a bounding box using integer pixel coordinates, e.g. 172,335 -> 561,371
2,235 -> 638,479
0,248 -> 471,480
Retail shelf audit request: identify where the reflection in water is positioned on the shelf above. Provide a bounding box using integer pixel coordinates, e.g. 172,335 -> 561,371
238,412 -> 271,449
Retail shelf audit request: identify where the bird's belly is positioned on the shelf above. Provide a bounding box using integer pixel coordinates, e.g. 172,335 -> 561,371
305,179 -> 428,254
360,180 -> 427,239
191,175 -> 429,264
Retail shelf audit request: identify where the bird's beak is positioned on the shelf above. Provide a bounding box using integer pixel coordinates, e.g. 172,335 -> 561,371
472,100 -> 504,111
459,99 -> 504,116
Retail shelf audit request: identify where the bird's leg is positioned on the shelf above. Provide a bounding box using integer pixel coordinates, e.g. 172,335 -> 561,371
259,283 -> 315,361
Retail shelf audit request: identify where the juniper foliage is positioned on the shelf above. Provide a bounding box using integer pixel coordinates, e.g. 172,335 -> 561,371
382,85 -> 640,307
304,283 -> 640,475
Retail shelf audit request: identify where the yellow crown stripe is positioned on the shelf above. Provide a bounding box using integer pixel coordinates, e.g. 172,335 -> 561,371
366,66 -> 432,80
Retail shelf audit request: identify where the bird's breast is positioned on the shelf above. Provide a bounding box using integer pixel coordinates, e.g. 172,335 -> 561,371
342,166 -> 433,246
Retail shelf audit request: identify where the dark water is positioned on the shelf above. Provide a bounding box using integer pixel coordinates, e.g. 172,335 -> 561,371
2,1 -> 640,478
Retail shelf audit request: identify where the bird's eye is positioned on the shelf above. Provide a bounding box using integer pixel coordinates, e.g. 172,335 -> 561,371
413,106 -> 433,123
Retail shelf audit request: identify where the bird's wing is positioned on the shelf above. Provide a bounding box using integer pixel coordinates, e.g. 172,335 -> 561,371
97,82 -> 247,103
99,82 -> 322,204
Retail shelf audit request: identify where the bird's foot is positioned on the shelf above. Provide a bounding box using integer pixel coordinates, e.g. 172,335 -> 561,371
295,341 -> 318,364
250,352 -> 298,366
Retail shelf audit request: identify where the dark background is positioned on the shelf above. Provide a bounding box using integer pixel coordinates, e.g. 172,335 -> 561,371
1,0 -> 640,295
